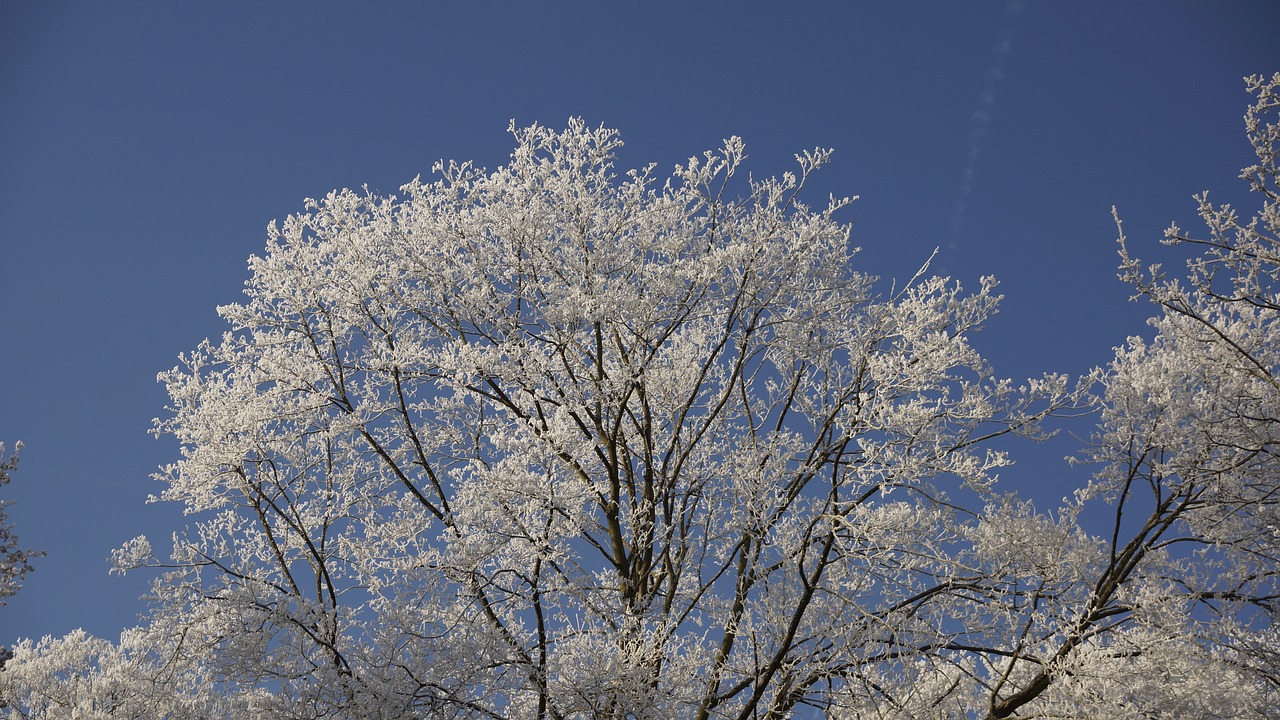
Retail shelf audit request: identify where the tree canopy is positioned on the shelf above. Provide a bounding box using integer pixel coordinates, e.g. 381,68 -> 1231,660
2,76 -> 1278,720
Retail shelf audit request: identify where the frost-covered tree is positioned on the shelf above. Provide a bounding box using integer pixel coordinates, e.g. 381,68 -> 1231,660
2,121 -> 1089,718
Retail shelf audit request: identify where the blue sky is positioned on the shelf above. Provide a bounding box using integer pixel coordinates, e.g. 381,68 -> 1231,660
2,1 -> 1278,644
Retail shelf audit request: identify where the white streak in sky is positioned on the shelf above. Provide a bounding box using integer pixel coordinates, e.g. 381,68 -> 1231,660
947,0 -> 1024,256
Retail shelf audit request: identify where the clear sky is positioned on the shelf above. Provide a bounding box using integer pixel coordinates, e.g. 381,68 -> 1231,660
2,1 -> 1278,645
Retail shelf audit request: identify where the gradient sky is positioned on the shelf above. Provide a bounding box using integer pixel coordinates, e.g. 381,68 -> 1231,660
3,1 -> 1279,646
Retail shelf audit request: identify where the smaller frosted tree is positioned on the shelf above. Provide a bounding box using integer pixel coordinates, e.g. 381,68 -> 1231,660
949,74 -> 1280,719
1106,71 -> 1280,698
0,442 -> 41,604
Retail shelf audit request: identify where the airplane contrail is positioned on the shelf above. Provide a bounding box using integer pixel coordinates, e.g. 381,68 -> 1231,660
946,0 -> 1025,261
